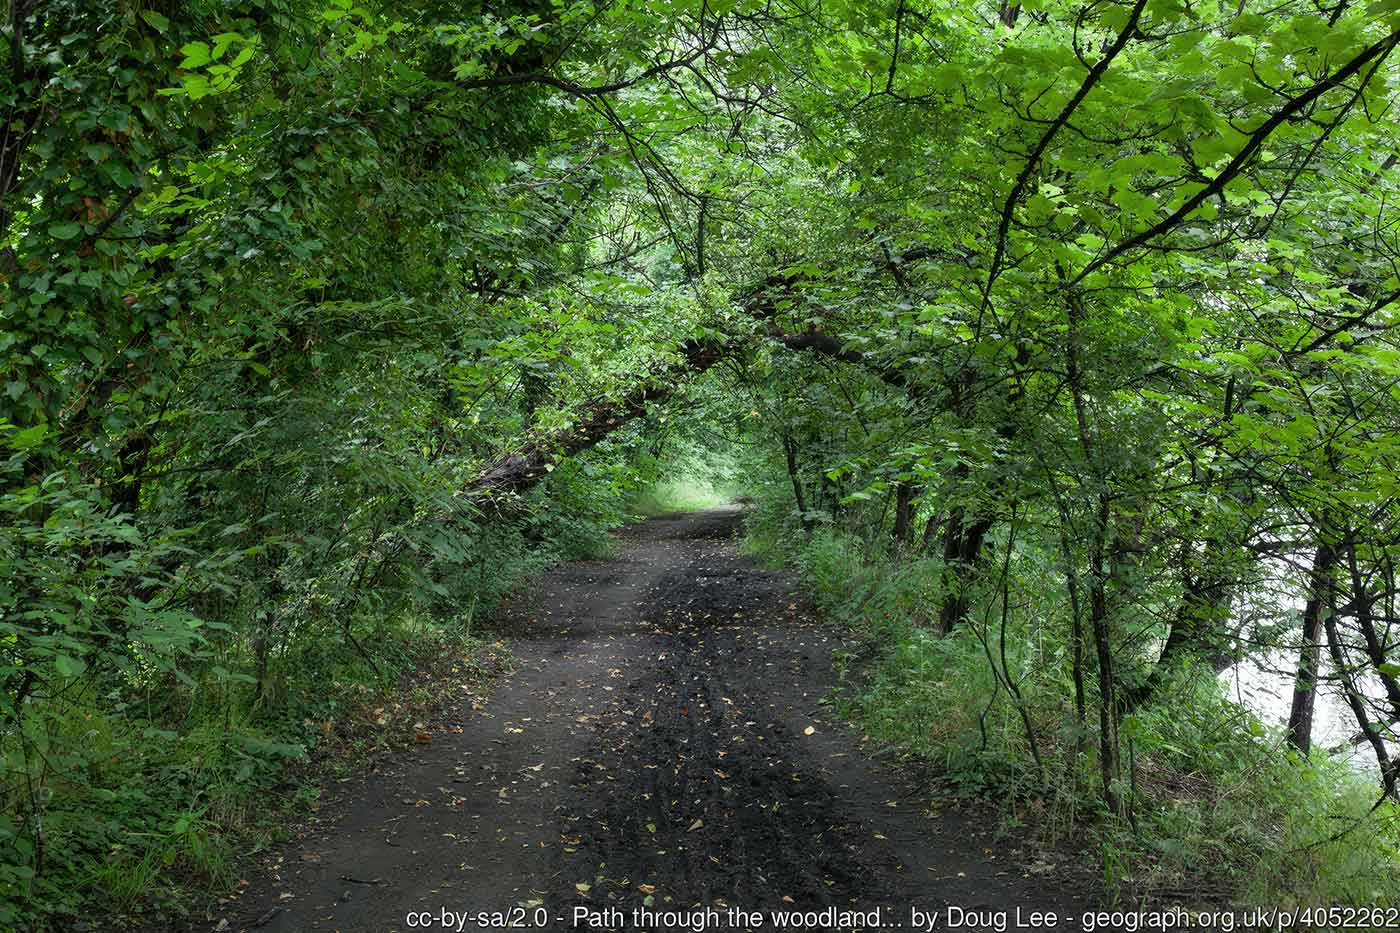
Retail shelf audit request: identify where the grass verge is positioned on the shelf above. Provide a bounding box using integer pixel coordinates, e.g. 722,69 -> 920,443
0,619 -> 510,931
742,503 -> 1400,911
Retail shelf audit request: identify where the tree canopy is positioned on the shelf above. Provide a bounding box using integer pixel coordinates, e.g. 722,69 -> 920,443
4,0 -> 1400,924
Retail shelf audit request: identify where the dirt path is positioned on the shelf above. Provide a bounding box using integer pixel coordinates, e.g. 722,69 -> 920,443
225,508 -> 1096,932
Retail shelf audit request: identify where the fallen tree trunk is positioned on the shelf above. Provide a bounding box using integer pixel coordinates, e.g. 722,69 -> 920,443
463,268 -> 921,501
464,339 -> 729,500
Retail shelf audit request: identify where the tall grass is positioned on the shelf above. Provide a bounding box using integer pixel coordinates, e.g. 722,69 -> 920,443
741,485 -> 1400,909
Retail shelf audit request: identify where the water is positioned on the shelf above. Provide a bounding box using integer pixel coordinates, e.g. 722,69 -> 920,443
1215,559 -> 1397,775
1222,649 -> 1397,773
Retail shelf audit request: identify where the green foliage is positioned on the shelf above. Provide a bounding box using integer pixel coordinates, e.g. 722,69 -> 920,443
627,446 -> 738,517
628,477 -> 731,517
747,482 -> 1400,907
8,0 -> 1400,922
1,0 -> 716,923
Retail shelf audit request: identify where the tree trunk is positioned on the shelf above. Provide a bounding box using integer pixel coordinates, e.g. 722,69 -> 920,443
1060,527 -> 1088,761
1119,534 -> 1241,712
891,479 -> 920,549
819,471 -> 842,519
1344,541 -> 1400,797
919,511 -> 942,554
1323,599 -> 1400,802
1064,290 -> 1123,816
1286,542 -> 1336,753
1164,546 -> 1238,670
782,435 -> 813,533
938,512 -> 991,633
1089,494 -> 1124,816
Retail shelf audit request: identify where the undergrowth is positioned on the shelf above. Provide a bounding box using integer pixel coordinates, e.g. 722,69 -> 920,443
0,480 -> 623,930
0,615 -> 509,930
741,485 -> 1400,911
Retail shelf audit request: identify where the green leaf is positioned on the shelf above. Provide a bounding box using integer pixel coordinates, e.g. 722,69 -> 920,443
7,424 -> 47,450
53,654 -> 86,678
106,162 -> 138,188
140,10 -> 170,33
179,42 -> 211,69
49,222 -> 82,240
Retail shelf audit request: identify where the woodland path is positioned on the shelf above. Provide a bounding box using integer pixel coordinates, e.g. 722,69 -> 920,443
225,508 -> 1096,933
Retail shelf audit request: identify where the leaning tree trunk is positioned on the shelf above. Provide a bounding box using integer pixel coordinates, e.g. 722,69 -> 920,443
465,339 -> 727,501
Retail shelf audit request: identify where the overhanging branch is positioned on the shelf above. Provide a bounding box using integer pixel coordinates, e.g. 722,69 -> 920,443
465,339 -> 728,500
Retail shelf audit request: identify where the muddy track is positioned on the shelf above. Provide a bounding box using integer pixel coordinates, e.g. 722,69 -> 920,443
216,508 -> 1096,933
548,552 -> 883,920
